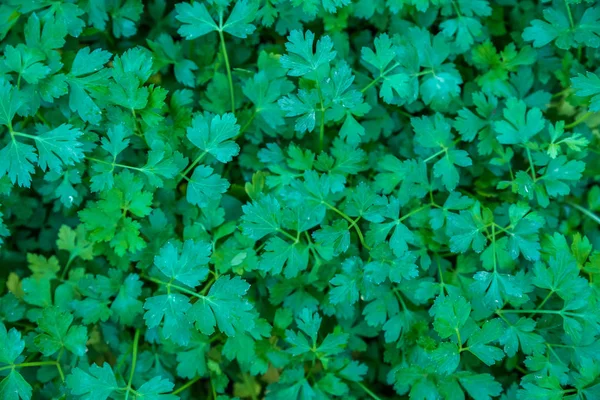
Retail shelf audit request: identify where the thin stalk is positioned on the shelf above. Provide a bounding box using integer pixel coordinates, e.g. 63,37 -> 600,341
424,149 -> 446,163
172,376 -> 202,395
124,329 -> 141,400
277,228 -> 299,243
564,112 -> 593,129
399,205 -> 430,222
360,76 -> 381,93
237,111 -> 256,138
564,0 -> 575,30
86,157 -> 144,172
60,254 -> 76,280
141,274 -> 209,301
497,309 -> 581,317
242,373 -> 258,400
356,381 -> 383,400
218,23 -> 235,114
567,201 -> 600,225
0,361 -> 58,372
525,147 -> 536,182
177,151 -> 208,184
323,202 -> 370,250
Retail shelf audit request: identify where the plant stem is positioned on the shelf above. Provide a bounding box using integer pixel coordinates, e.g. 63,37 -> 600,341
525,147 -> 536,182
277,228 -> 299,243
564,0 -> 575,30
323,202 -> 370,250
60,254 -> 76,280
497,309 -> 581,317
360,76 -> 381,93
424,149 -> 446,163
141,274 -> 211,301
218,27 -> 235,114
356,381 -> 383,400
237,111 -> 256,138
86,157 -> 144,172
177,151 -> 208,184
172,376 -> 201,395
242,373 -> 258,400
567,201 -> 600,225
564,112 -> 593,129
399,205 -> 430,222
125,329 -> 141,400
0,361 -> 58,372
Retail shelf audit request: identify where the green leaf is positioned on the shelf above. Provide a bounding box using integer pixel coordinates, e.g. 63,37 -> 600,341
241,195 -> 283,240
429,294 -> 471,339
431,342 -> 460,375
66,363 -> 119,400
175,2 -> 219,40
259,237 -> 309,278
110,274 -> 143,326
280,30 -> 336,77
66,47 -> 112,124
572,71 -> 600,111
457,373 -> 503,400
154,239 -> 211,288
186,165 -> 230,208
186,112 -> 240,163
499,317 -> 545,357
135,376 -> 176,400
188,275 -> 254,337
532,250 -> 588,300
494,98 -> 545,144
0,139 -> 37,187
56,224 -> 94,261
34,307 -> 87,356
0,322 -> 25,364
465,319 -> 505,366
0,370 -> 32,400
32,124 -> 84,173
176,0 -> 257,40
143,293 -> 192,346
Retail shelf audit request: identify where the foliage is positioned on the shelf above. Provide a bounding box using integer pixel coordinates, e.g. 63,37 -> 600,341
1,0 -> 600,399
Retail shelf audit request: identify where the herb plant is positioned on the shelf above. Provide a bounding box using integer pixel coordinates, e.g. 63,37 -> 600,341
1,0 -> 600,399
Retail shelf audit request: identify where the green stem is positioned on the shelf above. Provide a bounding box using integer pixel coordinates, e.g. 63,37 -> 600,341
141,275 -> 211,301
125,329 -> 141,400
323,202 -> 370,250
356,381 -> 382,400
315,86 -> 326,152
177,151 -> 208,184
172,376 -> 201,395
525,147 -> 536,182
237,111 -> 256,138
455,328 -> 463,348
211,377 -> 217,399
278,228 -> 299,243
564,112 -> 593,129
399,205 -> 430,222
0,361 -> 58,372
200,276 -> 216,296
424,149 -> 446,163
242,373 -> 258,400
552,88 -> 570,98
567,201 -> 600,225
218,27 -> 235,114
60,254 -> 76,280
497,309 -> 580,317
360,76 -> 381,93
535,291 -> 554,311
360,62 -> 400,93
86,157 -> 144,172
564,0 -> 575,30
